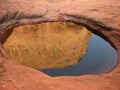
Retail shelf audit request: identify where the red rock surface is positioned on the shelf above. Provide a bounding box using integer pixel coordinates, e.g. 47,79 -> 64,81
0,0 -> 120,90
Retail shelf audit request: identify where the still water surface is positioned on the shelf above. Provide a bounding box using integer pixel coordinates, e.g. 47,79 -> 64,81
41,34 -> 118,76
3,22 -> 118,76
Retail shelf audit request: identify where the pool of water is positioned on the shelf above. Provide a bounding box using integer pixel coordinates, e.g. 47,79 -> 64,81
41,34 -> 118,76
3,22 -> 118,77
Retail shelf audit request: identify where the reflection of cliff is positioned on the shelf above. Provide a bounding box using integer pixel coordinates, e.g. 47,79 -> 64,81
4,22 -> 91,69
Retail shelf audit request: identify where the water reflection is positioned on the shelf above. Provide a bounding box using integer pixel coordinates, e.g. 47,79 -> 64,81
4,22 -> 91,69
4,22 -> 118,76
41,34 -> 118,76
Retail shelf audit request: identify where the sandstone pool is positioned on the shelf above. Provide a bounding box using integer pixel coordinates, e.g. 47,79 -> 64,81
3,22 -> 118,76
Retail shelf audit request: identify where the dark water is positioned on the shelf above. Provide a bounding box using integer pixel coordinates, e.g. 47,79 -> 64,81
41,34 -> 118,76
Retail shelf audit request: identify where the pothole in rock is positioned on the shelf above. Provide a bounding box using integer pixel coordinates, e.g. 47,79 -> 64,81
3,22 -> 118,77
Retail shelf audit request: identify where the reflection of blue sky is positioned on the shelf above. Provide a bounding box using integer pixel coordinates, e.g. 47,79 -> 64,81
41,34 -> 118,76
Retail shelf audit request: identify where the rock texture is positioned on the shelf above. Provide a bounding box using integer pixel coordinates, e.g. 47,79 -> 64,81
0,0 -> 120,90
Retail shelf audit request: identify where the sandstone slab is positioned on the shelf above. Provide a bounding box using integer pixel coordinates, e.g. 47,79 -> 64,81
0,0 -> 120,90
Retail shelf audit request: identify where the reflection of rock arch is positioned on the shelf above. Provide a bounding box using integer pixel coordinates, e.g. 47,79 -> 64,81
4,22 -> 91,69
0,0 -> 120,90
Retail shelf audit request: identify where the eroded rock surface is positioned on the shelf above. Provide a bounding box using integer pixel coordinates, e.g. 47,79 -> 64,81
0,0 -> 120,90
